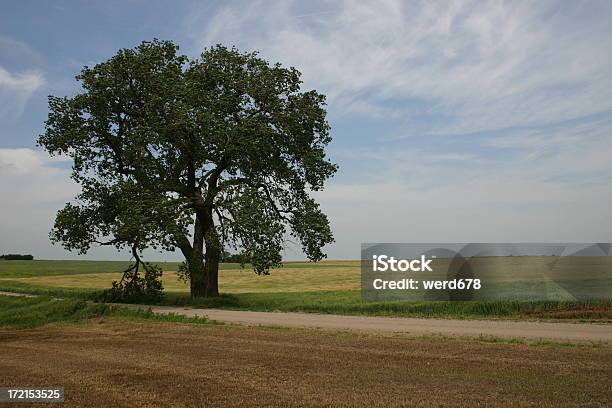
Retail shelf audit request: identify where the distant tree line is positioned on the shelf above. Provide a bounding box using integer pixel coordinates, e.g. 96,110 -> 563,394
220,251 -> 250,264
0,254 -> 34,260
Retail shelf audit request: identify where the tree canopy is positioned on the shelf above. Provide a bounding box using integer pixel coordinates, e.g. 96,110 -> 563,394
38,39 -> 337,297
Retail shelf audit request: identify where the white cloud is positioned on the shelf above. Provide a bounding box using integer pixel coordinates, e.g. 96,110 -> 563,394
190,0 -> 612,134
0,65 -> 45,119
0,148 -> 77,257
0,148 -> 45,174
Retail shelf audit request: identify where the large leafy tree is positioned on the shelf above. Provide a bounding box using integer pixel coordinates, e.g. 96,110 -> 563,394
39,40 -> 337,297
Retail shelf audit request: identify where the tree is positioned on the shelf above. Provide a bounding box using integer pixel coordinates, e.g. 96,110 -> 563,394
38,40 -> 337,297
0,254 -> 34,260
220,251 -> 249,264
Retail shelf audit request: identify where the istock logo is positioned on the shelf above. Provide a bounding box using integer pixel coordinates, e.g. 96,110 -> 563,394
372,255 -> 434,272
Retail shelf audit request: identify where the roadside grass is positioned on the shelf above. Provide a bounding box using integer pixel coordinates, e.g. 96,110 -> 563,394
1,259 -> 610,320
158,290 -> 612,320
1,295 -> 605,352
2,281 -> 610,320
0,296 -> 212,328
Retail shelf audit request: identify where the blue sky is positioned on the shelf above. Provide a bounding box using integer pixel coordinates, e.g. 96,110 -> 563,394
1,0 -> 612,260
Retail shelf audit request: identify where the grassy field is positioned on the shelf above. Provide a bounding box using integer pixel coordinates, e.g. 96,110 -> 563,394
0,298 -> 610,408
0,295 -> 212,328
0,259 -> 610,320
1,260 -> 359,292
0,259 -> 246,278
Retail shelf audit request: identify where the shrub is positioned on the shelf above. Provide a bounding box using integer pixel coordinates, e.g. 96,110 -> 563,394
99,260 -> 164,303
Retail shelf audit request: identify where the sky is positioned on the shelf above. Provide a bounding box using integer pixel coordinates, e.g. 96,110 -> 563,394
1,0 -> 612,261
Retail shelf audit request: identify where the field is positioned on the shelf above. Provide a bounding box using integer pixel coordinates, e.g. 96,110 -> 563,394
1,259 -> 611,320
0,260 -> 359,292
0,297 -> 610,407
364,256 -> 612,302
1,262 -> 611,407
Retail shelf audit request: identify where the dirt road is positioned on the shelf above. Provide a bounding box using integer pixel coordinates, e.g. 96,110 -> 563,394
1,320 -> 611,407
122,304 -> 612,342
1,291 -> 609,342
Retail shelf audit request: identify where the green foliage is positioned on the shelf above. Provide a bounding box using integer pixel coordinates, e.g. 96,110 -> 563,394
38,39 -> 337,296
176,261 -> 189,283
101,259 -> 164,302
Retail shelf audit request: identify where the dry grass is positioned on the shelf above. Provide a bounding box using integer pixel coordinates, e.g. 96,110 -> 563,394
0,319 -> 610,407
6,257 -> 611,295
5,261 -> 361,293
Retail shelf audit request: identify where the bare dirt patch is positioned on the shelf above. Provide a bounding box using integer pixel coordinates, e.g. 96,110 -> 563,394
1,320 -> 610,407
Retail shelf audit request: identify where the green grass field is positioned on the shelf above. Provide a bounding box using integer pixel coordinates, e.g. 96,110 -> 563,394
0,296 -> 212,328
0,259 -> 610,320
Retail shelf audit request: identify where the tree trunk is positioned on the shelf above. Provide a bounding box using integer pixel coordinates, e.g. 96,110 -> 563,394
188,207 -> 220,298
188,250 -> 219,298
189,255 -> 207,298
204,243 -> 220,297
189,209 -> 208,298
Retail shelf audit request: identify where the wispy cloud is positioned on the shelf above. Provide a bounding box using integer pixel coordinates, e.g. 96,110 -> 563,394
0,35 -> 45,67
0,65 -> 45,119
186,0 -> 612,258
190,0 -> 612,134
